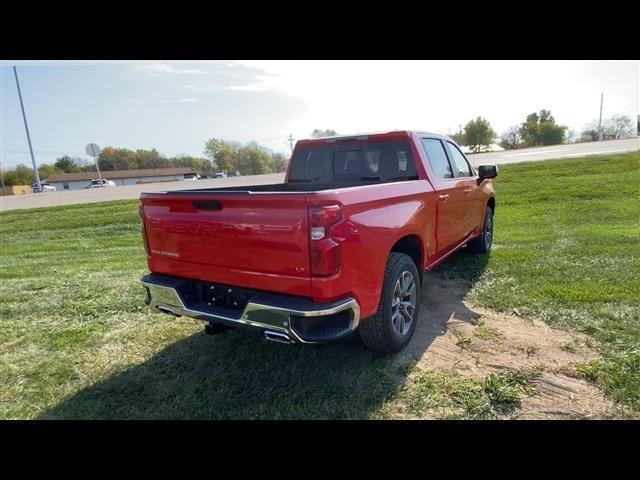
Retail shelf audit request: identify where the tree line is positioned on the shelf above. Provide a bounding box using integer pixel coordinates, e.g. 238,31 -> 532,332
203,140 -> 289,176
199,129 -> 337,176
2,156 -> 91,187
1,139 -> 294,186
1,130 -> 342,186
1,151 -> 215,187
452,111 -> 635,152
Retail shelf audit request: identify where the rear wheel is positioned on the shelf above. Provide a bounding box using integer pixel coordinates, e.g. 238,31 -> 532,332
359,253 -> 421,353
467,206 -> 493,254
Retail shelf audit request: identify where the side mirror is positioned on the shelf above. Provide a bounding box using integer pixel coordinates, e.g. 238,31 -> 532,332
477,165 -> 498,183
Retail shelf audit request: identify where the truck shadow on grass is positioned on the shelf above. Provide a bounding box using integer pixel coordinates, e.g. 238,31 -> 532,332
40,251 -> 488,420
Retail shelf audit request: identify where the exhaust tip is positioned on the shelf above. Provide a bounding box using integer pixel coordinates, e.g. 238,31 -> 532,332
264,330 -> 293,344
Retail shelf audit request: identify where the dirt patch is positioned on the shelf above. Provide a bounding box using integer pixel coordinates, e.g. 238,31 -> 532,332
394,271 -> 631,419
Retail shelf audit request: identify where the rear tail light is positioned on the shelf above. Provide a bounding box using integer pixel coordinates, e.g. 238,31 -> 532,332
309,204 -> 342,277
139,204 -> 150,256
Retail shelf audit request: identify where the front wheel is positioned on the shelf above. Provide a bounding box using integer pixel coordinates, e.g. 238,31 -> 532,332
467,206 -> 494,254
359,253 -> 421,353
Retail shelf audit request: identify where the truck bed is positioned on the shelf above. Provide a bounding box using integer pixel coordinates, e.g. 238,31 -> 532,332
164,181 -> 380,194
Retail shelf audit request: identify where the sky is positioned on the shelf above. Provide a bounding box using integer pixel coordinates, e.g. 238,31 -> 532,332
1,60 -> 638,169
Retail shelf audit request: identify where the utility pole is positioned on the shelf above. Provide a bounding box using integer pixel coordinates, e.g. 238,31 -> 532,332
286,134 -> 295,152
85,143 -> 103,184
598,92 -> 604,141
95,154 -> 104,183
13,66 -> 42,192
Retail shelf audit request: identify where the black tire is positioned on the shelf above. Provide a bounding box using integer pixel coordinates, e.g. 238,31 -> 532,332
359,253 -> 421,353
467,206 -> 494,254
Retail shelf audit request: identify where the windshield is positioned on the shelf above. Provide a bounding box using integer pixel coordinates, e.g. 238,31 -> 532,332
288,140 -> 417,183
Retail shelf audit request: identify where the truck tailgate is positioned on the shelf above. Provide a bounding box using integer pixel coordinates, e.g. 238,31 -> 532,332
141,192 -> 312,296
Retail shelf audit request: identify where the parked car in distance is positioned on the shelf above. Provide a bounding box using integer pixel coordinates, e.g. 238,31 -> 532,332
183,173 -> 200,181
214,172 -> 227,178
140,130 -> 498,353
86,179 -> 116,188
32,183 -> 56,193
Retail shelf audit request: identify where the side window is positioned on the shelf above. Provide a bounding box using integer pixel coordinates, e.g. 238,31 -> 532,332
446,142 -> 473,177
421,138 -> 453,179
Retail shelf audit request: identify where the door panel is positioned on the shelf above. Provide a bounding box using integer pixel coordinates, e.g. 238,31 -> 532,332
445,141 -> 481,237
436,182 -> 468,255
420,138 -> 468,256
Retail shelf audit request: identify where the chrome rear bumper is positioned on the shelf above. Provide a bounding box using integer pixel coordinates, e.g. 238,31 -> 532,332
141,274 -> 360,344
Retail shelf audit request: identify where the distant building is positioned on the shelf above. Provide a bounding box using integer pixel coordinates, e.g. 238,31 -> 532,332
46,168 -> 197,191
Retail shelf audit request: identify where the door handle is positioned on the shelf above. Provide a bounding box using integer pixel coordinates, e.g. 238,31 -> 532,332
463,188 -> 472,196
438,194 -> 449,203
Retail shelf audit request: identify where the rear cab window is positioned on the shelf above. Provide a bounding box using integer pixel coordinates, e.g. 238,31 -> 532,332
288,140 -> 418,183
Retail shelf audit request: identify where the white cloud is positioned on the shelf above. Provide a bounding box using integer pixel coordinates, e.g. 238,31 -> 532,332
226,84 -> 270,92
127,62 -> 278,92
124,62 -> 207,78
182,84 -> 222,92
232,60 -> 639,140
157,98 -> 200,104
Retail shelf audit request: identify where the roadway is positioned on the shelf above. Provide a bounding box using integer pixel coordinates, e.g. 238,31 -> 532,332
0,173 -> 285,212
1,138 -> 637,212
465,137 -> 637,167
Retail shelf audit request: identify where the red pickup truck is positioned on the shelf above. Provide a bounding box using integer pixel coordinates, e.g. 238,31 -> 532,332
139,131 -> 497,352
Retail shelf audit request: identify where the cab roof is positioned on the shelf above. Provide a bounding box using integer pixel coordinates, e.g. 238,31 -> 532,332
296,130 -> 452,147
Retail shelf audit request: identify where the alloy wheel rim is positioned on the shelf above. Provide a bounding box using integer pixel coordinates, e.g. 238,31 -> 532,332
391,271 -> 417,336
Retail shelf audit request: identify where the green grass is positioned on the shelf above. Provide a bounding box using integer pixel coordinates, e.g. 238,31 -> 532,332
1,152 -> 638,418
377,364 -> 541,419
439,152 -> 640,409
